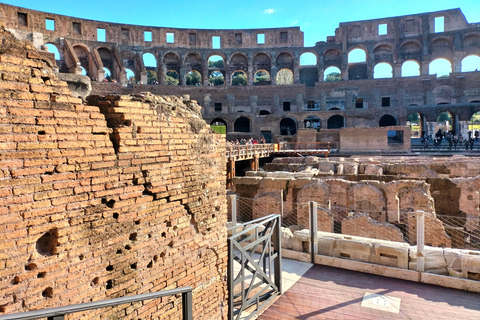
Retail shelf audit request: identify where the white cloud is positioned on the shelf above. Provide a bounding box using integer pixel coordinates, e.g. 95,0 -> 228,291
290,20 -> 298,26
262,9 -> 275,15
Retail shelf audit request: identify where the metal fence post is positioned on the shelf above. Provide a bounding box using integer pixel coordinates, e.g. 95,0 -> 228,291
309,201 -> 318,264
182,290 -> 193,320
229,194 -> 237,226
416,210 -> 425,273
280,189 -> 284,218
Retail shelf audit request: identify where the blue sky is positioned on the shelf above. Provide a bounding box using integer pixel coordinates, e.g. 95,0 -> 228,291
2,0 -> 480,47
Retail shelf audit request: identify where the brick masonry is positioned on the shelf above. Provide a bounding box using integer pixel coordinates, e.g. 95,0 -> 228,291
0,25 -> 228,319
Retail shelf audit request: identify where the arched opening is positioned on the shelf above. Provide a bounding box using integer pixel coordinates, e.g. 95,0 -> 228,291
276,68 -> 293,85
304,116 -> 321,129
461,55 -> 480,72
259,110 -> 271,115
280,118 -> 297,136
429,58 -> 452,77
348,48 -> 367,63
373,62 -> 393,79
209,71 -> 224,86
231,70 -> 247,86
407,113 -> 422,137
379,114 -> 397,127
436,111 -> 453,133
97,47 -> 115,81
166,70 -> 179,85
73,45 -> 90,77
254,70 -> 270,85
147,70 -> 157,84
401,60 -> 420,77
143,53 -> 156,69
324,66 -> 341,82
80,66 -> 87,76
45,43 -> 61,61
103,67 -> 111,81
208,55 -> 224,69
234,117 -> 250,132
210,118 -> 227,134
327,115 -> 345,129
186,70 -> 202,86
125,68 -> 135,83
300,52 -> 317,66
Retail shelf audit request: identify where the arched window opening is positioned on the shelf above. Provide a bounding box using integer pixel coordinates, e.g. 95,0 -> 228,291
125,68 -> 135,83
436,111 -> 453,133
429,58 -> 452,77
208,55 -> 224,69
276,68 -> 293,85
401,60 -> 420,77
166,70 -> 179,85
259,110 -> 271,115
231,71 -> 247,86
407,113 -> 422,137
234,117 -> 250,132
143,53 -> 156,69
147,70 -> 157,84
209,71 -> 224,86
300,52 -> 317,66
461,55 -> 480,72
379,114 -> 397,127
373,62 -> 393,79
280,118 -> 297,136
80,66 -> 87,76
324,66 -> 341,82
327,115 -> 345,129
103,67 -> 111,81
254,70 -> 270,85
73,45 -> 90,77
45,43 -> 60,60
304,116 -> 321,129
210,119 -> 227,134
186,70 -> 202,86
348,48 -> 367,63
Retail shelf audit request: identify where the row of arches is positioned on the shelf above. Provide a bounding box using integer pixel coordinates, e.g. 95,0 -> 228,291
44,33 -> 480,85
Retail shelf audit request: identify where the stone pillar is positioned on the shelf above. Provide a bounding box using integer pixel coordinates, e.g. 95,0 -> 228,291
416,210 -> 425,272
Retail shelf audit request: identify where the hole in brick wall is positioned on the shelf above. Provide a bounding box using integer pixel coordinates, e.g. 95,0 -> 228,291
147,234 -> 151,239
173,226 -> 177,231
129,233 -> 137,241
38,130 -> 46,135
125,245 -> 131,250
116,249 -> 123,254
161,232 -> 166,238
212,214 -> 216,219
37,272 -> 46,278
42,287 -> 53,298
153,255 -> 159,262
215,206 -> 220,211
12,276 -> 20,284
168,241 -> 174,248
123,120 -> 132,126
160,252 -> 165,258
101,198 -> 107,204
105,199 -> 115,208
0,304 -> 6,313
137,127 -> 141,133
92,132 -> 107,135
147,261 -> 153,268
113,212 -> 119,219
207,228 -> 211,232
106,280 -> 113,289
25,263 -> 37,271
135,220 -> 140,225
79,254 -> 85,261
44,171 -> 54,175
36,229 -> 59,256
340,253 -> 351,258
166,221 -> 172,227
91,277 -> 100,286
106,265 -> 113,271
130,263 -> 137,269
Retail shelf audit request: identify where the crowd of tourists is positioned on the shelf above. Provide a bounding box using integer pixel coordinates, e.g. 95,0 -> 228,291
421,129 -> 480,150
226,137 -> 266,146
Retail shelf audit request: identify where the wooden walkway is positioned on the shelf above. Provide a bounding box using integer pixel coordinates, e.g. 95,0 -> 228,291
258,264 -> 480,320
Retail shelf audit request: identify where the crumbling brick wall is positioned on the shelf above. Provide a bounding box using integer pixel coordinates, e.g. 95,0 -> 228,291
0,25 -> 227,319
342,213 -> 404,242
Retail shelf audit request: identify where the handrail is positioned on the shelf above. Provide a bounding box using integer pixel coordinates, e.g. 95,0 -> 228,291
0,287 -> 193,320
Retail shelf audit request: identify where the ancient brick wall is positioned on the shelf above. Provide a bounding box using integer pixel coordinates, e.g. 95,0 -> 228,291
0,26 -> 228,319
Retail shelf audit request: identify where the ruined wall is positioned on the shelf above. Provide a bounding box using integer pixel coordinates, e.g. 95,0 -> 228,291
0,26 -> 228,319
339,126 -> 411,152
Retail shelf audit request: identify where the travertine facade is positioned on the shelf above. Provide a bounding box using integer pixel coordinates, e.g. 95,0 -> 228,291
1,3 -> 480,143
0,25 -> 228,319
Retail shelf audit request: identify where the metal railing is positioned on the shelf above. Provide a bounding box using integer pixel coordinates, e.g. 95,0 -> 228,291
0,287 -> 193,320
226,144 -> 276,160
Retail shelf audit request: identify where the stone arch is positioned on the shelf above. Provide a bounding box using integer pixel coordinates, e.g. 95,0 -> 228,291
234,116 -> 250,132
253,52 -> 271,74
429,38 -> 454,61
401,60 -> 420,77
462,34 -> 480,56
407,112 -> 423,137
280,117 -> 297,135
184,52 -> 203,74
348,47 -> 367,63
349,183 -> 387,222
210,118 -> 227,133
252,191 -> 282,220
379,114 -> 397,127
429,58 -> 452,77
296,182 -> 333,231
276,52 -> 294,71
73,44 -> 90,76
186,70 -> 202,86
348,47 -> 367,80
373,62 -> 393,79
254,69 -> 270,85
400,41 -> 422,62
163,52 -> 181,74
398,187 -> 433,223
143,52 -> 157,70
166,70 -> 179,85
373,44 -> 393,64
327,115 -> 345,129
324,66 -> 342,82
323,49 -> 342,68
461,54 -> 480,72
276,68 -> 293,85
231,70 -> 247,86
299,51 -> 317,66
229,53 -> 248,73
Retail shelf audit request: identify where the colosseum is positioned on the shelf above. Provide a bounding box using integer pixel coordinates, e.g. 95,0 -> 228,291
1,3 -> 480,145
